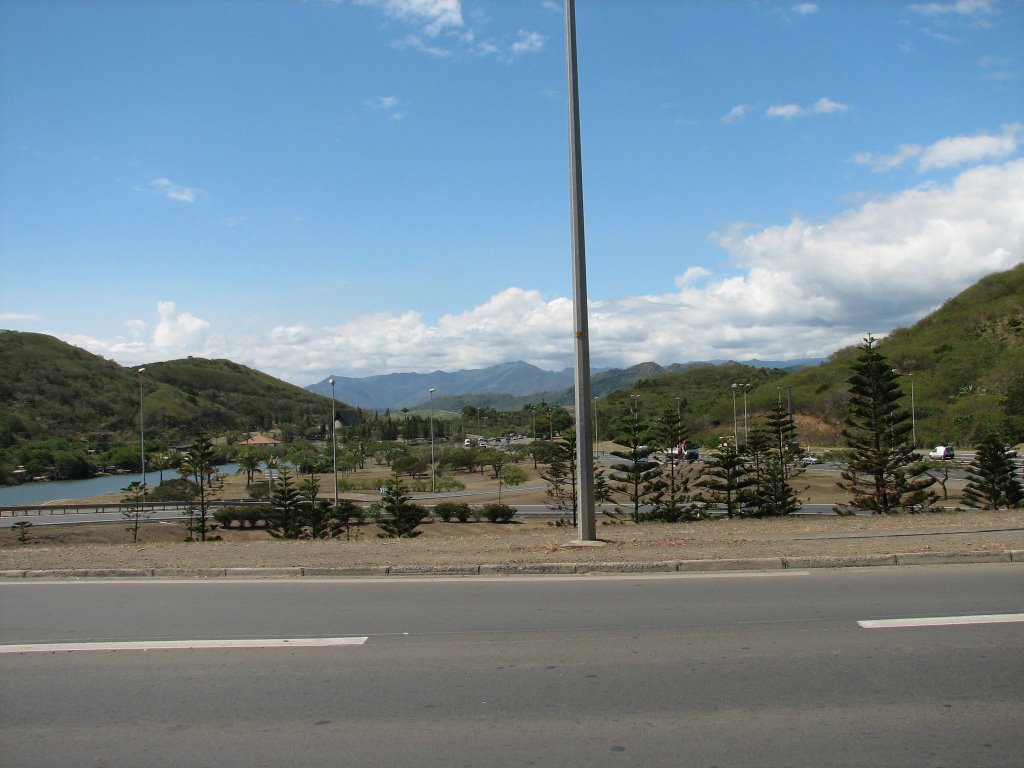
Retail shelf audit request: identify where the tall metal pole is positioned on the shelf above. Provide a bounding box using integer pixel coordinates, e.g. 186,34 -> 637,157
137,367 -> 146,496
731,383 -> 739,448
565,0 -> 596,541
429,388 -> 437,494
909,373 -> 917,448
743,384 -> 750,445
329,378 -> 338,509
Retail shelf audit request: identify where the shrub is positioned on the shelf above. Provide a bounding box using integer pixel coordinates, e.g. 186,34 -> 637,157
433,502 -> 471,522
149,478 -> 197,502
213,506 -> 267,529
481,503 -> 517,524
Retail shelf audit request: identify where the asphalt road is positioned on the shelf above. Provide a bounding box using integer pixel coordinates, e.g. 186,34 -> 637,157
1,565 -> 1022,767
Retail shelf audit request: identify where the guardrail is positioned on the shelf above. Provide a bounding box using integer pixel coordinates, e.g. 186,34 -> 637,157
0,499 -> 272,518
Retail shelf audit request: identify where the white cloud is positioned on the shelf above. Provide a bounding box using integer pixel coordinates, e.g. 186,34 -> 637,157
792,3 -> 819,14
0,312 -> 38,322
60,157 -> 1024,384
509,30 -> 544,56
766,103 -> 803,119
347,0 -> 543,61
365,95 -> 406,119
721,104 -> 751,125
766,97 -> 849,119
908,0 -> 997,19
353,0 -> 462,36
852,143 -> 924,172
152,301 -> 210,350
854,124 -> 1022,172
148,177 -> 201,203
919,122 -> 1022,169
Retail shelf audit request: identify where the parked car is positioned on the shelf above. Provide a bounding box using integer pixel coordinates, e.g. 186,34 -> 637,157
684,445 -> 701,462
928,445 -> 955,460
799,454 -> 819,466
1005,446 -> 1019,458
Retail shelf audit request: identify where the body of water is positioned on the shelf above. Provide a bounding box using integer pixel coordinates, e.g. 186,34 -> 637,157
0,465 -> 241,506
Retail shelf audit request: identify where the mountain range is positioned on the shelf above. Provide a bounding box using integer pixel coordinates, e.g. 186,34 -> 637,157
305,358 -> 823,411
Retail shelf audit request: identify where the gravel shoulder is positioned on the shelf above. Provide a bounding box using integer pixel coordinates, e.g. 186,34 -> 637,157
3,463 -> 1023,574
3,509 -> 1023,573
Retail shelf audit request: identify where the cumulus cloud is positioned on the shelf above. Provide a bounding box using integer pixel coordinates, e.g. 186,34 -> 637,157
766,97 -> 848,119
152,301 -> 210,350
365,95 -> 406,119
908,0 -> 997,20
148,177 -> 201,203
353,0 -> 462,36
721,104 -> 751,125
346,0 -> 543,61
853,123 -> 1022,172
919,123 -> 1022,169
61,157 -> 1024,384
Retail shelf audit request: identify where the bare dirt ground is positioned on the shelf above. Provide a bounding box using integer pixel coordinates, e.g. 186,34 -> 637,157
3,459 -> 1023,572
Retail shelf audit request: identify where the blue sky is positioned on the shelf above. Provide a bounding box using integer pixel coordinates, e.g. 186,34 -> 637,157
1,0 -> 1022,386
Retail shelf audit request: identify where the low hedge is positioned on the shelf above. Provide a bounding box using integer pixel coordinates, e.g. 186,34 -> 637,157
214,506 -> 269,529
481,503 -> 517,524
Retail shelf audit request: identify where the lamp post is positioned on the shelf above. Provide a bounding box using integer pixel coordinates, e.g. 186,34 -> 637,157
429,388 -> 436,494
731,383 -> 739,449
329,378 -> 338,509
565,0 -> 596,541
893,370 -> 917,449
909,373 -> 917,448
743,384 -> 751,446
137,367 -> 146,496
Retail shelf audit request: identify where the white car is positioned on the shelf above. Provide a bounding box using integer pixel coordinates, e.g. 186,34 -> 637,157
928,445 -> 954,460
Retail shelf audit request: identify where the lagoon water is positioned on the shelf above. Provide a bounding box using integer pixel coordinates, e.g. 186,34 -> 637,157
0,464 -> 240,506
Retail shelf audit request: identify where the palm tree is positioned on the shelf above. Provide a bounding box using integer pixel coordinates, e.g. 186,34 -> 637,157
235,447 -> 263,486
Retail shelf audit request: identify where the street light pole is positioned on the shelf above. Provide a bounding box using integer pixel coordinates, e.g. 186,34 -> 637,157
429,388 -> 437,494
565,0 -> 596,542
329,378 -> 338,509
731,383 -> 739,449
909,373 -> 917,448
743,384 -> 750,446
137,367 -> 146,496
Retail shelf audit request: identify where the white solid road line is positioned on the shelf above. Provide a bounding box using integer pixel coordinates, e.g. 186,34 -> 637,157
858,614 -> 1024,629
0,636 -> 369,654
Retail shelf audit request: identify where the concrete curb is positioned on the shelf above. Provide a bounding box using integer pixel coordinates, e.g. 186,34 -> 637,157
2,549 -> 1023,579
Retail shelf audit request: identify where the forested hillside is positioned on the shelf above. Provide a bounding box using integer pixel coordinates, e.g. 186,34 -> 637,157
601,264 -> 1024,448
0,332 -> 356,447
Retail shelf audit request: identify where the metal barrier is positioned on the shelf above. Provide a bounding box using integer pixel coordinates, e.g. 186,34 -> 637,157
0,499 -> 272,518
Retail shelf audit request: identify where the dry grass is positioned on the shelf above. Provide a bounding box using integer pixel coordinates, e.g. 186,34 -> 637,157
5,461 -> 1022,572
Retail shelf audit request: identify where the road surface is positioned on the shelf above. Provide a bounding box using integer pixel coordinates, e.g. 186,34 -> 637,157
1,565 -> 1022,767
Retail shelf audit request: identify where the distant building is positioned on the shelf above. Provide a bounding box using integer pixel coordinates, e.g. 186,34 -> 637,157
237,434 -> 283,447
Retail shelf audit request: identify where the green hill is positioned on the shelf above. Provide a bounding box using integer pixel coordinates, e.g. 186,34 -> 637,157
601,264 -> 1024,449
0,332 -> 358,447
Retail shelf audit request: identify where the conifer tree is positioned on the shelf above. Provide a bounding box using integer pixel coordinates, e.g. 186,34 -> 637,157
540,436 -> 577,524
268,467 -> 305,539
696,444 -> 754,518
608,410 -> 660,523
962,434 -> 1023,510
646,407 -> 702,522
748,403 -> 804,516
375,473 -> 429,538
836,335 -> 937,514
179,433 -> 223,541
